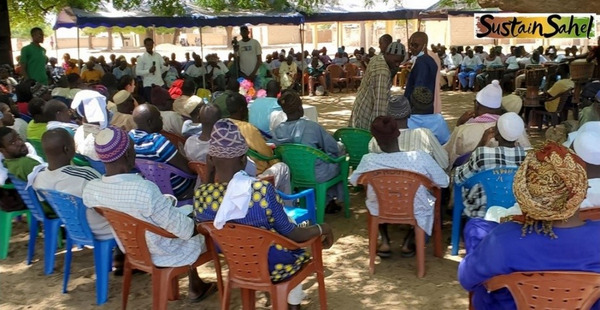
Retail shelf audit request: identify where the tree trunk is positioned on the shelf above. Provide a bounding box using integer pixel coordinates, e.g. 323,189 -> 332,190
226,26 -> 233,48
88,34 -> 94,49
118,31 -> 126,47
0,0 -> 14,68
172,28 -> 181,45
107,27 -> 113,51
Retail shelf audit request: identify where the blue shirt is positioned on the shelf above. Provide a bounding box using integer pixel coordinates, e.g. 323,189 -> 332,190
408,114 -> 451,145
458,221 -> 600,310
129,129 -> 194,198
249,97 -> 281,134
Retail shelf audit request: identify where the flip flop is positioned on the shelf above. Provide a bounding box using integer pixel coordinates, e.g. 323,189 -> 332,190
376,250 -> 392,258
190,282 -> 218,303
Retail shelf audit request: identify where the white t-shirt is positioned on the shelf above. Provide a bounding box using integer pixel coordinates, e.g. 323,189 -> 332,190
238,38 -> 262,76
206,62 -> 228,78
185,64 -> 206,78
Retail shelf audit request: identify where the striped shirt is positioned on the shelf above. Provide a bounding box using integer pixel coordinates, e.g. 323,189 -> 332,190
454,146 -> 526,218
349,54 -> 391,130
129,129 -> 194,198
368,128 -> 449,170
83,173 -> 205,267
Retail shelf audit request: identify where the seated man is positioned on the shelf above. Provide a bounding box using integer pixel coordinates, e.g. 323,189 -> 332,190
80,61 -> 104,83
454,112 -> 527,218
83,126 -> 217,301
71,90 -> 110,161
407,87 -> 451,145
204,54 -> 228,91
150,86 -> 184,136
249,80 -> 282,134
194,119 -> 334,310
459,141 -> 600,309
212,78 -> 239,119
579,90 -> 600,127
184,104 -> 221,163
457,49 -> 482,91
44,99 -> 79,135
130,103 -> 196,201
183,54 -> 207,87
573,123 -> 600,208
26,98 -> 48,141
279,55 -> 298,90
369,95 -> 449,170
541,66 -> 574,113
272,89 -> 345,212
444,80 -> 531,165
110,90 -> 137,132
173,79 -> 203,118
350,116 -> 449,257
33,128 -> 111,240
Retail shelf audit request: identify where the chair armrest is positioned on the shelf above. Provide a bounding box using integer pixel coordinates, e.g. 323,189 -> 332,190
276,235 -> 321,250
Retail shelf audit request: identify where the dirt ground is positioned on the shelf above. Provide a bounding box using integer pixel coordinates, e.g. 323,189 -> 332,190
0,89 -> 540,310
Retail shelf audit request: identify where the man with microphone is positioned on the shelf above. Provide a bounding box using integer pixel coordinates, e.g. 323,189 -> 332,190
138,38 -> 167,103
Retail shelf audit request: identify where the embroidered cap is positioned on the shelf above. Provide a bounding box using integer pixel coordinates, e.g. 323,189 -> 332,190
208,119 -> 248,159
94,126 -> 130,163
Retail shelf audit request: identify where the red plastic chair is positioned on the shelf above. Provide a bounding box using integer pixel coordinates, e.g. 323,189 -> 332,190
580,207 -> 600,221
95,207 -> 222,310
198,222 -> 327,310
484,271 -> 600,309
188,161 -> 207,184
135,159 -> 196,206
357,169 -> 443,277
160,130 -> 187,153
343,63 -> 362,90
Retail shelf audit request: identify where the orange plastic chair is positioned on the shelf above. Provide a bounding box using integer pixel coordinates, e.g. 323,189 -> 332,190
160,130 -> 187,153
188,161 -> 208,183
343,63 -> 362,90
95,207 -> 222,310
357,169 -> 443,277
325,64 -> 348,93
484,271 -> 600,310
199,222 -> 327,310
581,207 -> 600,221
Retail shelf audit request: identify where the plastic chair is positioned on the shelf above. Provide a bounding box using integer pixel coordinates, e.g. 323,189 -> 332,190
580,207 -> 600,221
160,130 -> 187,153
87,157 -> 106,175
199,222 -> 327,310
484,271 -> 600,309
451,168 -> 517,255
188,161 -> 207,183
72,154 -> 91,167
278,188 -> 317,225
134,159 -> 196,207
8,174 -> 63,274
276,144 -> 350,224
343,63 -> 362,90
247,148 -> 280,162
357,169 -> 443,277
333,127 -> 372,171
0,183 -> 32,260
452,152 -> 472,168
27,139 -> 46,161
37,189 -> 116,305
326,64 -> 348,93
95,207 -> 221,310
529,88 -> 573,131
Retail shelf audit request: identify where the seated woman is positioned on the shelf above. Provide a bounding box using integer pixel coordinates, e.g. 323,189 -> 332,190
458,141 -> 600,310
194,119 -> 334,310
271,90 -> 344,212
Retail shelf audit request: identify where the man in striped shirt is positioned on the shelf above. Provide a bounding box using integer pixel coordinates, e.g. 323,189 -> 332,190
130,104 -> 196,201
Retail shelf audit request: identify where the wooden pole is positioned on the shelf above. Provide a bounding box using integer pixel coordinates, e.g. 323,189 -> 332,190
300,23 -> 305,96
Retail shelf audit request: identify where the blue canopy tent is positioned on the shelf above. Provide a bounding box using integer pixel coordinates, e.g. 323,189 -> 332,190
300,0 -> 438,22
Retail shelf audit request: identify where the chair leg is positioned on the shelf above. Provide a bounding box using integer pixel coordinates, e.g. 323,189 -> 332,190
241,288 -> 256,310
122,259 -> 133,310
93,240 -> 114,305
451,186 -> 463,256
315,185 -> 327,224
368,215 -> 378,275
342,180 -> 351,219
316,266 -> 328,310
221,280 -> 232,310
415,226 -> 426,278
433,201 -> 443,259
63,237 -> 73,293
43,219 -> 61,275
27,216 -> 39,265
152,269 -> 171,310
0,211 -> 13,259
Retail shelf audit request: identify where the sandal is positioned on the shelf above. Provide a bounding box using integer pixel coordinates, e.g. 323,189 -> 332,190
190,282 -> 218,303
376,250 -> 392,258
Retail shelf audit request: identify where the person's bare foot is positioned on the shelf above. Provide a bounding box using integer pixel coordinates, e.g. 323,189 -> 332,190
377,243 -> 392,258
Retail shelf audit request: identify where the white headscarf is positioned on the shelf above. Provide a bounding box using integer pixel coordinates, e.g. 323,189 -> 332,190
71,90 -> 109,129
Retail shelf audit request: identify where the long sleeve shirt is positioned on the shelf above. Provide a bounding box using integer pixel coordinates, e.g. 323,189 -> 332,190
137,51 -> 167,87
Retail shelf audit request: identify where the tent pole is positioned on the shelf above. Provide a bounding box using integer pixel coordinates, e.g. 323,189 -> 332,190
77,27 -> 81,69
200,27 -> 205,89
300,23 -> 305,96
405,19 -> 409,43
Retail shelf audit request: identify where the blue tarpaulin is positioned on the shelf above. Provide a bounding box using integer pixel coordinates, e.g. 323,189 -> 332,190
300,0 -> 439,22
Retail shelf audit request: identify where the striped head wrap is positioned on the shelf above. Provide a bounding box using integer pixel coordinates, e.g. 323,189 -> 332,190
94,126 -> 130,163
208,119 -> 248,159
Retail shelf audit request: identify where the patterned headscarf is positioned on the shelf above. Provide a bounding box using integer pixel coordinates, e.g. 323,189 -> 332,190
410,86 -> 433,114
512,141 -> 588,238
94,126 -> 130,163
208,119 -> 248,159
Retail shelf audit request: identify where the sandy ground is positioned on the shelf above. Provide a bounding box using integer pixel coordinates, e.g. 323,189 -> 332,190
0,89 -> 543,309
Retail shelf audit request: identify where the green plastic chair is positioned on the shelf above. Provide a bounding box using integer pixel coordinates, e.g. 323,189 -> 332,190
276,144 -> 350,224
71,154 -> 91,167
0,183 -> 31,260
246,148 -> 280,161
27,139 -> 46,161
333,128 -> 372,171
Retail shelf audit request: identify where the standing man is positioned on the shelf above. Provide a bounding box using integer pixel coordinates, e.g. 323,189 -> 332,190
237,26 -> 262,82
20,27 -> 48,85
404,32 -> 439,113
349,39 -> 406,130
137,38 -> 166,103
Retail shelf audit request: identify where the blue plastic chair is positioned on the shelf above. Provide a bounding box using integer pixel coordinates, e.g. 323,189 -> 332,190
278,188 -> 317,225
0,183 -> 32,260
451,168 -> 518,255
86,158 -> 106,175
37,189 -> 116,305
8,174 -> 63,274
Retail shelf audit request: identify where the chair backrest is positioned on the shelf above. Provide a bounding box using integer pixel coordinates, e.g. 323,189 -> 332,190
8,174 -> 47,222
94,207 -> 177,270
343,63 -> 358,77
453,152 -> 472,168
160,131 -> 187,153
333,127 -> 372,169
462,168 -> 518,208
276,144 -> 332,186
356,169 -> 440,222
326,64 -> 344,79
484,271 -> 600,310
72,154 -> 91,167
199,222 -> 288,284
554,88 -> 574,113
188,161 -> 207,183
135,159 -> 195,196
27,139 -> 46,161
580,207 -> 600,221
86,157 -> 106,175
37,189 -> 94,245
